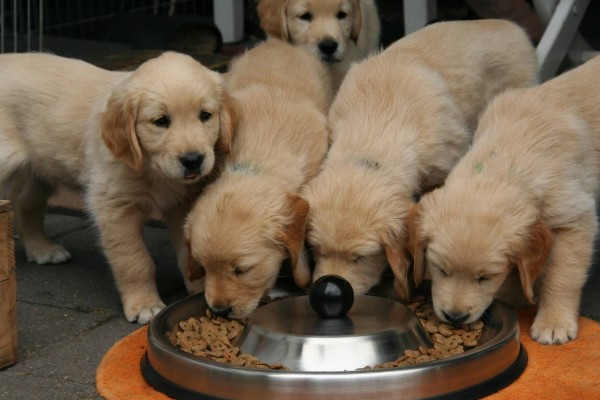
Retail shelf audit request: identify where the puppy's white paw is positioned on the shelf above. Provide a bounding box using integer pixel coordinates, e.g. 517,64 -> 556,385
530,314 -> 578,345
123,299 -> 166,325
27,244 -> 72,264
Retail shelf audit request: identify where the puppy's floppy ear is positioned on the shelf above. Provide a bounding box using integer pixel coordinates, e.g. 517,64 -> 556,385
513,219 -> 553,304
218,90 -> 238,156
257,0 -> 290,41
101,89 -> 143,172
380,228 -> 411,302
350,0 -> 362,43
278,195 -> 311,288
293,244 -> 312,289
407,202 -> 427,287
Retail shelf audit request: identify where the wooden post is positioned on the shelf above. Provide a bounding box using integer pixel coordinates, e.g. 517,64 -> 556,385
0,200 -> 17,368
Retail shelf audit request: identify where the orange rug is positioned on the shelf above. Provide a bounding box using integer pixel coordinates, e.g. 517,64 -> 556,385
96,307 -> 600,399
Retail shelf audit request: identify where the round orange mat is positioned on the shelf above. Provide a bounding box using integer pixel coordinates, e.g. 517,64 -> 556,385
96,307 -> 600,399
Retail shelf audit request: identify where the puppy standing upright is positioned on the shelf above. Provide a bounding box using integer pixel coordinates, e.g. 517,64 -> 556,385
185,39 -> 332,319
299,20 -> 538,299
0,52 -> 233,323
409,55 -> 600,345
257,0 -> 380,89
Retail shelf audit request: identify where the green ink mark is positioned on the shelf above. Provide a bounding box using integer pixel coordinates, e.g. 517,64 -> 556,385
474,163 -> 484,173
230,163 -> 261,175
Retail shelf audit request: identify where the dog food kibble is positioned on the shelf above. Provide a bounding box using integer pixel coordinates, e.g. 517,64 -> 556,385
168,295 -> 485,371
359,295 -> 485,369
167,309 -> 289,370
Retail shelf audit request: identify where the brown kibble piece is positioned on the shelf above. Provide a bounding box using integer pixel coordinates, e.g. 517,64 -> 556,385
438,324 -> 454,337
425,323 -> 439,334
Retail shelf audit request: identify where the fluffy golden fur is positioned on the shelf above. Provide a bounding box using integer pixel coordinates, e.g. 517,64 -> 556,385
184,39 -> 331,319
298,20 -> 538,299
409,55 -> 600,345
0,52 -> 233,323
257,0 -> 380,89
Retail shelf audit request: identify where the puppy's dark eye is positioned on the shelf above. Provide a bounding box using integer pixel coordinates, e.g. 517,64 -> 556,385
478,274 -> 491,283
350,253 -> 362,262
200,111 -> 212,122
234,266 -> 250,276
153,115 -> 170,128
299,12 -> 312,21
337,11 -> 348,19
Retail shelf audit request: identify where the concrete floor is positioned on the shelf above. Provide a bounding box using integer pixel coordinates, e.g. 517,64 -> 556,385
0,211 -> 190,399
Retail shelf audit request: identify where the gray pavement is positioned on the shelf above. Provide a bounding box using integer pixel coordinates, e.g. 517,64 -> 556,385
1,208 -> 599,400
0,210 -> 188,400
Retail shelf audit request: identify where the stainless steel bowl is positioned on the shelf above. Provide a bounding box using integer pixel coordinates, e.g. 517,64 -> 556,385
237,294 -> 432,371
142,276 -> 527,399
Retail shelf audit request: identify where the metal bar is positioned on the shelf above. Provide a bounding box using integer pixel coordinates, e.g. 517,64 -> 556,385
27,0 -> 31,51
403,0 -> 437,35
13,0 -> 17,52
536,0 -> 590,81
39,0 -> 43,50
1,0 -> 5,53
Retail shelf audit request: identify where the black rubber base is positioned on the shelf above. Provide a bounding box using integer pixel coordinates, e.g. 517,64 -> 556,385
424,345 -> 528,400
141,346 -> 528,400
140,353 -> 224,400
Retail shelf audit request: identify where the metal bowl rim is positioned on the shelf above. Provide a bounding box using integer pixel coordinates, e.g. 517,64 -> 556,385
148,293 -> 519,375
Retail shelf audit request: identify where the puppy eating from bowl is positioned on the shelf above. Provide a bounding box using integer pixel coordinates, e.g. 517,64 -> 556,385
297,20 -> 538,300
408,55 -> 600,345
0,51 -> 233,323
184,39 -> 332,319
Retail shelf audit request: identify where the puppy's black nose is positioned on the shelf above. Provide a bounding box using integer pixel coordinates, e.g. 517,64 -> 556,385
443,311 -> 470,324
179,152 -> 204,171
318,39 -> 338,56
208,304 -> 231,318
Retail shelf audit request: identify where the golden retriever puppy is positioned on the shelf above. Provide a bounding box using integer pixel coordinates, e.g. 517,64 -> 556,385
408,55 -> 600,345
0,52 -> 233,323
257,0 -> 380,89
298,20 -> 537,299
185,39 -> 331,319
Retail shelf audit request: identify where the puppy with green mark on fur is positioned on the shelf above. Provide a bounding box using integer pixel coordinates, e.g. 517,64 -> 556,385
297,20 -> 538,300
184,39 -> 332,320
409,55 -> 600,345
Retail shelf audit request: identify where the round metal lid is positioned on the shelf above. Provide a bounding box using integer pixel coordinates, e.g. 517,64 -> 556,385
236,295 -> 432,371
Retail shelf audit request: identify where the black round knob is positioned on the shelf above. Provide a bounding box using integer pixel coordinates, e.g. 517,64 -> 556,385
309,275 -> 354,318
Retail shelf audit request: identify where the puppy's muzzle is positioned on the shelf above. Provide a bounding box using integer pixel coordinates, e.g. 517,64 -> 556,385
179,152 -> 204,179
318,39 -> 339,62
442,310 -> 470,324
207,303 -> 231,318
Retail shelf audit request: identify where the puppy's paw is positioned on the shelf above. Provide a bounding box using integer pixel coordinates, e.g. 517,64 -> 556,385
530,314 -> 578,345
123,298 -> 166,325
26,244 -> 72,264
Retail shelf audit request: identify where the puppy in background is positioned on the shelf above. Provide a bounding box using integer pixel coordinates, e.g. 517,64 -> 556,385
298,20 -> 537,300
0,52 -> 233,323
184,39 -> 332,319
257,0 -> 380,89
409,55 -> 600,345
